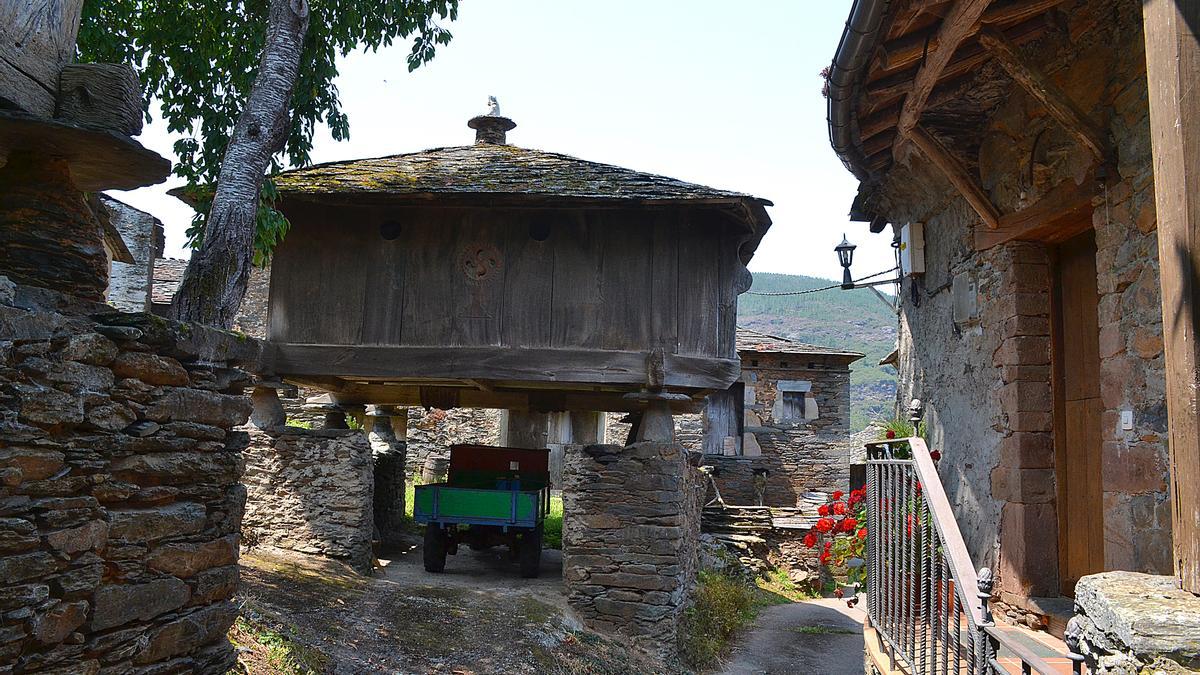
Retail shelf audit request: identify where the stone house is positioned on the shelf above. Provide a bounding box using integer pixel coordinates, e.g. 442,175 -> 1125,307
826,0 -> 1200,668
100,196 -> 165,313
701,328 -> 862,507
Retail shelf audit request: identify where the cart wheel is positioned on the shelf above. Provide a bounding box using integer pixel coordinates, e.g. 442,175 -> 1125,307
424,525 -> 447,573
519,525 -> 543,578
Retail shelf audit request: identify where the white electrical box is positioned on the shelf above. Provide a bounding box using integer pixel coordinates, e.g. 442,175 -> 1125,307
900,222 -> 925,276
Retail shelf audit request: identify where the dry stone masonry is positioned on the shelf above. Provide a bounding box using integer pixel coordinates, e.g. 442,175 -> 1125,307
0,279 -> 257,673
241,427 -> 375,571
562,442 -> 704,659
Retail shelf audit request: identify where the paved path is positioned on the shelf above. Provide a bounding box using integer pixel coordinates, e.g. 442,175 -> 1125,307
720,598 -> 867,675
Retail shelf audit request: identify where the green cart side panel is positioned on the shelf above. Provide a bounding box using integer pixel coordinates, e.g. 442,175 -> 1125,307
413,485 -> 540,526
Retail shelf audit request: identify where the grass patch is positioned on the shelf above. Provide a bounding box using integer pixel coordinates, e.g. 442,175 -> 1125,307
755,568 -> 818,605
544,495 -> 563,549
284,419 -> 312,429
679,570 -> 758,671
230,614 -> 330,674
790,625 -> 856,635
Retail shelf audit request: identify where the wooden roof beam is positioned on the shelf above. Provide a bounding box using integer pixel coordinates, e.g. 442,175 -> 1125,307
978,26 -> 1108,160
865,13 -> 1052,117
974,172 -> 1098,250
910,125 -> 1001,228
894,0 -> 996,154
876,0 -> 1068,75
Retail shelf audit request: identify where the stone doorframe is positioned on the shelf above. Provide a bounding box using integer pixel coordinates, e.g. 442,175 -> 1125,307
989,241 -> 1062,598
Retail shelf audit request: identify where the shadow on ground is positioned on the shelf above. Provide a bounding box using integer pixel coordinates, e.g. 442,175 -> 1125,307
719,598 -> 866,675
235,540 -> 669,674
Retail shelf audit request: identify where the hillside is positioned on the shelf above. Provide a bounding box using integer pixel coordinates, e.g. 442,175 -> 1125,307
738,272 -> 897,430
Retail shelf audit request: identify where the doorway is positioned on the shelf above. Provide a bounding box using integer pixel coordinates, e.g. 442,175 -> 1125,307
1050,229 -> 1105,595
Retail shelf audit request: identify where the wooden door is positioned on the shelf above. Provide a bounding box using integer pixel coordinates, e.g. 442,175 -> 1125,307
1051,230 -> 1105,595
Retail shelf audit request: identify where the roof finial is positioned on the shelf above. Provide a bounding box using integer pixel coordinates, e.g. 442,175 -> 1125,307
468,96 -> 516,145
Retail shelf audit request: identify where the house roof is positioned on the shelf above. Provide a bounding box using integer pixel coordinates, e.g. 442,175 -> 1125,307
272,144 -> 772,207
736,327 -> 864,362
151,258 -> 188,306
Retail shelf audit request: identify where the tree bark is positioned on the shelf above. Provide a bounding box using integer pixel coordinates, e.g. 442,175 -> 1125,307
168,0 -> 309,328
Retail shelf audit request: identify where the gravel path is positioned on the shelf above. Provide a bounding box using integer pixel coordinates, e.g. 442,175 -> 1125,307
719,598 -> 867,675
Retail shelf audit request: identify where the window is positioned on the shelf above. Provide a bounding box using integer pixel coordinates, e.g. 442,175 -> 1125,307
782,390 -> 805,420
774,380 -> 816,424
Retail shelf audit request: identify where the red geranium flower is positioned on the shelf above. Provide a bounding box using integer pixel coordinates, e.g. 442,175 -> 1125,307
886,429 -> 896,439
834,588 -> 844,599
857,528 -> 867,540
815,518 -> 835,533
929,450 -> 942,461
803,532 -> 818,549
832,501 -> 848,515
818,504 -> 830,517
831,490 -> 844,501
820,551 -> 831,564
840,517 -> 858,532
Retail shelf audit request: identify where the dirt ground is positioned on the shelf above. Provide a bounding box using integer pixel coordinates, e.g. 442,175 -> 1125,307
234,538 -> 667,674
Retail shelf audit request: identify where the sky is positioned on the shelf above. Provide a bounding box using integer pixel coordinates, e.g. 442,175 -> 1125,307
108,0 -> 896,284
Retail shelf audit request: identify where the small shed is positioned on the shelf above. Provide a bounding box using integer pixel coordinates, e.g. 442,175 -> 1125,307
257,108 -> 773,414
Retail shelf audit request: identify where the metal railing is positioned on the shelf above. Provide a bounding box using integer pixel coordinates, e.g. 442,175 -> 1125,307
865,437 -> 1083,675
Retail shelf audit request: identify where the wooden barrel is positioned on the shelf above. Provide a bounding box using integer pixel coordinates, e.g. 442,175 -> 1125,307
421,455 -> 450,485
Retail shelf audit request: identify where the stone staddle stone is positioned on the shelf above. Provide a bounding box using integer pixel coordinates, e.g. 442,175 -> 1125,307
0,154 -> 107,300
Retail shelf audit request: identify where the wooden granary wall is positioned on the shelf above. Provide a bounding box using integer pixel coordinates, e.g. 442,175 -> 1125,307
267,202 -> 744,360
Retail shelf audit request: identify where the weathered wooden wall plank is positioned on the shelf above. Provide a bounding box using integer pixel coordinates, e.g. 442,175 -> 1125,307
267,205 -> 366,344
359,208 -> 407,344
500,212 -> 555,348
450,210 -> 504,346
597,212 -> 654,350
677,217 -> 721,356
650,212 -> 681,353
550,212 -> 603,348
400,210 -> 458,346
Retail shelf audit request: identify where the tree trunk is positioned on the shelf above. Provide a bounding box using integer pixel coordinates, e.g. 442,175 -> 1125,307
168,0 -> 310,327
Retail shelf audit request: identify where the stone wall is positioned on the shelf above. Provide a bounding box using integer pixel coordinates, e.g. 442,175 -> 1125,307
562,442 -> 703,659
701,431 -> 851,507
881,0 -> 1168,596
743,354 -> 854,435
404,407 -> 501,475
0,280 -> 256,673
242,427 -> 375,571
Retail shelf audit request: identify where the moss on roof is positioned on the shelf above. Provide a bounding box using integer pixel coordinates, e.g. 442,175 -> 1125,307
273,144 -> 772,210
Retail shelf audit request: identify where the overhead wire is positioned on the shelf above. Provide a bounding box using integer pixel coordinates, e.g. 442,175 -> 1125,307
743,266 -> 899,296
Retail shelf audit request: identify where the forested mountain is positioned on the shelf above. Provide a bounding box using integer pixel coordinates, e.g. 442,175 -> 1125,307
738,272 -> 897,430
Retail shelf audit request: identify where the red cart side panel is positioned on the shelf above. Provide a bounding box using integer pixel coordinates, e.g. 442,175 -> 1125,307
448,444 -> 550,490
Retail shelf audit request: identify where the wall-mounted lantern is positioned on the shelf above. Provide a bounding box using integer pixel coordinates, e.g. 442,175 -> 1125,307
835,234 -> 857,289
835,233 -> 902,293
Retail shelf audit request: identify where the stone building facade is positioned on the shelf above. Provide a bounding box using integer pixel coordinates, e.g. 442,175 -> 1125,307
700,328 -> 862,508
824,0 -> 1193,660
880,3 -> 1168,601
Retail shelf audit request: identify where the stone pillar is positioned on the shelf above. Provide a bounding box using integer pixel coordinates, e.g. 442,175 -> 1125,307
249,385 -> 286,428
562,442 -> 702,660
499,409 -> 549,448
635,401 -> 675,443
0,154 -> 108,300
367,406 -> 407,549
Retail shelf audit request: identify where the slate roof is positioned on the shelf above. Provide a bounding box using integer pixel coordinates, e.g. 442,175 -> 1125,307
736,327 -> 864,361
271,144 -> 772,226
